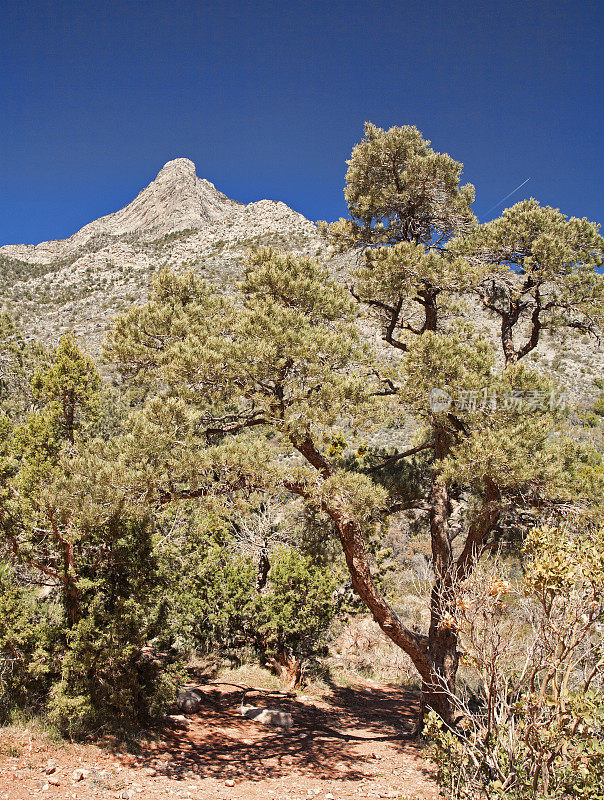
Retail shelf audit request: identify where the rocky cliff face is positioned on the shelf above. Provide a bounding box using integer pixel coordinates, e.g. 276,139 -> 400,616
0,158 -> 325,347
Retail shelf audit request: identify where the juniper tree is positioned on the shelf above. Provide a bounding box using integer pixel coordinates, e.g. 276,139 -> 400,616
0,335 -> 180,731
31,332 -> 100,444
154,501 -> 336,686
1,336 -> 101,624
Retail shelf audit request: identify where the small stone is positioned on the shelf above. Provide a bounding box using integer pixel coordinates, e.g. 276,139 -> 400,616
44,759 -> 57,775
142,767 -> 157,777
119,792 -> 130,800
225,779 -> 235,787
325,794 -> 335,800
72,769 -> 86,781
41,782 -> 49,792
48,776 -> 60,786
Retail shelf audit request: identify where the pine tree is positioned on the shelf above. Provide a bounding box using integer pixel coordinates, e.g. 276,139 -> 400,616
450,199 -> 604,363
319,123 -> 604,724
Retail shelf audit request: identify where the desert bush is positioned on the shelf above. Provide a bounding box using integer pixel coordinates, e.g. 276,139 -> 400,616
47,594 -> 183,737
0,514 -> 184,737
1,334 -> 183,735
45,514 -> 183,736
427,522 -> 604,799
253,546 -> 337,686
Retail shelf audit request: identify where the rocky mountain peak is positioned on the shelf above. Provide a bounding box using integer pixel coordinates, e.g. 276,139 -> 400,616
0,158 -> 324,349
72,157 -> 239,241
152,157 -> 225,202
156,157 -> 197,179
1,158 -> 240,262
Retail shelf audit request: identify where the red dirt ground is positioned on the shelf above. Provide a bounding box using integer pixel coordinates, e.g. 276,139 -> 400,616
0,680 -> 439,800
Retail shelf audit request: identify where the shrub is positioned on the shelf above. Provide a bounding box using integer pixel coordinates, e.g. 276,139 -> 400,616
426,523 -> 604,799
160,511 -> 336,686
43,514 -> 184,736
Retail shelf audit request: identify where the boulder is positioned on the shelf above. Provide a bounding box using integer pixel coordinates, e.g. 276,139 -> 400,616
176,688 -> 204,714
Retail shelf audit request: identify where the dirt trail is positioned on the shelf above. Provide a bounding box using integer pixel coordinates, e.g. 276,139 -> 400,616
0,680 -> 438,799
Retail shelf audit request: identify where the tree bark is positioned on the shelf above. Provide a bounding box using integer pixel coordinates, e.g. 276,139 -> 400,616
291,436 -> 503,730
422,427 -> 458,726
269,649 -> 303,689
158,430 -> 502,731
291,430 -> 480,727
498,285 -> 543,365
256,547 -> 270,591
501,305 -> 520,365
417,287 -> 439,333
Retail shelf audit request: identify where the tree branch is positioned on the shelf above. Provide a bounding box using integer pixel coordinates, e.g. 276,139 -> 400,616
364,441 -> 434,472
455,476 -> 502,581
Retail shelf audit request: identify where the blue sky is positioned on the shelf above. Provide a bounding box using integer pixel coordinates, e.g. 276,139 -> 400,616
1,0 -> 602,246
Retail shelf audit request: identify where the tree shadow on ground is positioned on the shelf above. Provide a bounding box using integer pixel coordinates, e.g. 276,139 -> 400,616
132,682 -> 433,785
318,679 -> 421,738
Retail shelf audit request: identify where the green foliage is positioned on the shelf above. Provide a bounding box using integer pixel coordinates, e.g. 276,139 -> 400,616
103,249 -> 375,496
48,590 -> 183,737
158,511 -> 258,652
0,313 -> 47,417
427,693 -> 604,800
523,521 -> 604,606
31,333 -> 100,443
49,513 -> 182,734
242,247 -> 357,322
106,252 -> 366,430
321,122 -> 475,249
321,122 -> 482,345
0,563 -> 60,722
158,507 -> 336,672
0,507 -> 182,735
450,199 -> 604,360
452,199 -> 603,281
253,546 -> 337,661
1,328 -> 181,734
